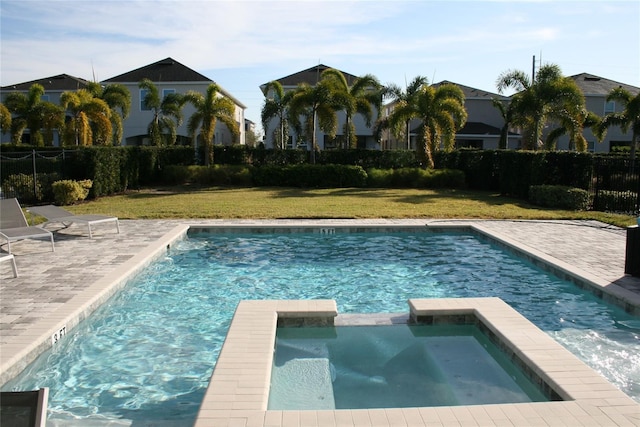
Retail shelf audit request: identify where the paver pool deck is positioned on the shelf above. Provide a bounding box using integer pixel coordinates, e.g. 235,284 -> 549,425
1,219 -> 639,426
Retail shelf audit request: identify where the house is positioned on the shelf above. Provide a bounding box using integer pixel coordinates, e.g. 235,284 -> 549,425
1,58 -> 246,147
103,57 -> 246,146
552,73 -> 640,152
381,81 -> 520,151
260,64 -> 381,150
0,74 -> 90,144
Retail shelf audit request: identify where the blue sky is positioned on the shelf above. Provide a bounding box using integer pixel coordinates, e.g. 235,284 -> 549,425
1,0 -> 638,134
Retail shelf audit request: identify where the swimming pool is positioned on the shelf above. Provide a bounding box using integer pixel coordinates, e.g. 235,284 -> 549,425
2,229 -> 639,424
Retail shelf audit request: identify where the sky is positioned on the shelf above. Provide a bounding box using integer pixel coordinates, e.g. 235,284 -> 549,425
1,0 -> 639,135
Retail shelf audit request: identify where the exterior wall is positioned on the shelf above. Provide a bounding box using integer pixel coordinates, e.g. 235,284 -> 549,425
1,82 -> 246,147
381,96 -> 510,151
547,94 -> 634,153
0,89 -> 67,145
464,98 -> 503,128
111,81 -> 244,146
262,85 -> 379,150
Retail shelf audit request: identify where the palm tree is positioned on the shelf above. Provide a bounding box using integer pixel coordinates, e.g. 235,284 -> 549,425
321,69 -> 382,149
492,97 -> 516,149
598,87 -> 640,171
496,64 -> 587,150
0,103 -> 12,137
184,83 -> 239,166
138,79 -> 184,146
546,109 -> 601,151
385,76 -> 429,150
60,89 -> 112,146
87,82 -> 131,145
288,79 -> 340,163
388,83 -> 467,168
3,84 -> 64,146
261,80 -> 293,149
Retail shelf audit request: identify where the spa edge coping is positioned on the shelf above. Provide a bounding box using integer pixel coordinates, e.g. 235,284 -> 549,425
195,298 -> 640,427
1,221 -> 639,398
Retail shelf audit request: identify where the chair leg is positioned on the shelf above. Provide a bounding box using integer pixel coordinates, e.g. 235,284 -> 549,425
10,255 -> 18,278
1,254 -> 18,278
88,225 -> 93,239
115,220 -> 120,234
50,234 -> 55,252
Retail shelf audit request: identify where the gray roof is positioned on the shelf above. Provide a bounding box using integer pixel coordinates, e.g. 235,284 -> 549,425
411,121 -> 512,136
570,73 -> 640,96
434,80 -> 505,99
268,64 -> 360,88
1,74 -> 90,91
103,57 -> 212,83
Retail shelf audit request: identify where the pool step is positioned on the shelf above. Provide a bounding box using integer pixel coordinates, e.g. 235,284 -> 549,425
268,358 -> 336,410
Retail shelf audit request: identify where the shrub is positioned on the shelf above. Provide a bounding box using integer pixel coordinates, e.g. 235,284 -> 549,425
1,172 -> 61,203
528,185 -> 589,210
187,165 -> 254,186
251,164 -> 368,188
592,190 -> 639,214
52,179 -> 93,205
161,165 -> 192,185
2,173 -> 41,201
366,168 -> 466,189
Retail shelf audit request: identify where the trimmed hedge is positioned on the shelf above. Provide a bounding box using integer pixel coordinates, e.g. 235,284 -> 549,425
251,164 -> 368,188
593,190 -> 639,213
528,185 -> 590,210
366,168 -> 466,189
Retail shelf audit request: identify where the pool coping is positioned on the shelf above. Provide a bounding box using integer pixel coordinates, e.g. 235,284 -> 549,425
195,298 -> 640,426
1,220 -> 639,425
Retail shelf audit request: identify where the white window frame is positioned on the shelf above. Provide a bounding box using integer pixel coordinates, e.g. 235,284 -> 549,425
604,100 -> 615,114
140,89 -> 150,111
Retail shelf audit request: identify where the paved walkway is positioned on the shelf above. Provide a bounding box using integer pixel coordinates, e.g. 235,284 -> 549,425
1,218 -> 639,384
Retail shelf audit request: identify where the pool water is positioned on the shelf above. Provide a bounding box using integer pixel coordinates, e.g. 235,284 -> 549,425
269,324 -> 549,410
2,231 -> 639,424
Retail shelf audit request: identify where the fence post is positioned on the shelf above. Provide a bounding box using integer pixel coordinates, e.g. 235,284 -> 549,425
32,149 -> 38,201
636,163 -> 640,215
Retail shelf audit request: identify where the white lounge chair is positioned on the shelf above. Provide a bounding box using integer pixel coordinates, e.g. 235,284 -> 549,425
0,253 -> 18,277
0,199 -> 55,254
0,387 -> 49,427
27,205 -> 120,239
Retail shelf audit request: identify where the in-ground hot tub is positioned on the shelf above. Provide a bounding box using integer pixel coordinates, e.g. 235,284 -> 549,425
195,298 -> 639,426
269,322 -> 551,410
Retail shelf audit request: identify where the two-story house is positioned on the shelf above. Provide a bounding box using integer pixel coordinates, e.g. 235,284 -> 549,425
550,73 -> 640,153
1,58 -> 246,147
103,57 -> 246,146
381,81 -> 520,151
0,74 -> 90,144
260,64 -> 381,150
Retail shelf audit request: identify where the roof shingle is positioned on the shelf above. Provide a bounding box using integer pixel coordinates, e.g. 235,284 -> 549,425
103,57 -> 212,83
1,74 -> 90,91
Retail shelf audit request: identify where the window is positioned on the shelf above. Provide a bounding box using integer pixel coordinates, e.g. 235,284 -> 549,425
162,89 -> 175,98
604,100 -> 615,114
140,89 -> 150,111
40,95 -> 50,102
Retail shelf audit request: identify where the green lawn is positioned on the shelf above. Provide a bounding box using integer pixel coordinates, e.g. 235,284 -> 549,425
61,186 -> 637,228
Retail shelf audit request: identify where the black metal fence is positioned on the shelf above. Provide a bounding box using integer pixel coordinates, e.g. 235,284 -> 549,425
0,150 -> 79,204
591,156 -> 640,215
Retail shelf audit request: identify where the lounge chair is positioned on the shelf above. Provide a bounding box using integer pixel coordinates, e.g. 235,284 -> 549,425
27,205 -> 120,239
0,199 -> 55,254
0,387 -> 49,427
0,253 -> 18,277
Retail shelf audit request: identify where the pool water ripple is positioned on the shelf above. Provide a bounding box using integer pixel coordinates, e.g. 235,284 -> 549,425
3,231 -> 639,423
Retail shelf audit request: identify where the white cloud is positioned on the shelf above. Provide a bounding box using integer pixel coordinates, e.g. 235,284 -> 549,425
2,0 -> 637,126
